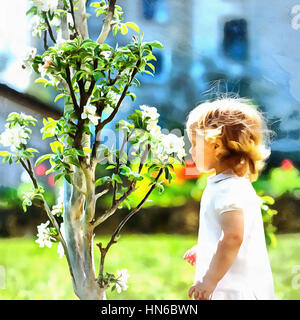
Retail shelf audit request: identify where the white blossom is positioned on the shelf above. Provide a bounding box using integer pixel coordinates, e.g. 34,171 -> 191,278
100,51 -> 111,60
55,36 -> 67,48
22,47 -> 37,72
161,133 -> 186,160
50,15 -> 61,27
38,56 -> 56,85
140,105 -> 159,121
35,220 -> 54,248
120,68 -> 132,78
147,122 -> 162,140
51,186 -> 64,216
66,12 -> 74,27
0,123 -> 30,152
116,269 -> 130,293
152,143 -> 169,163
107,91 -> 121,106
31,0 -> 59,14
103,105 -> 114,115
29,14 -> 45,38
81,104 -> 100,126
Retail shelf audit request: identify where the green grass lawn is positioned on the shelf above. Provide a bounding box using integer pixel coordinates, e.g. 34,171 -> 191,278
0,233 -> 299,300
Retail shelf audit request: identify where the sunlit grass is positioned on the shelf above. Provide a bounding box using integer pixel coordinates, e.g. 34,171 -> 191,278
0,233 -> 299,300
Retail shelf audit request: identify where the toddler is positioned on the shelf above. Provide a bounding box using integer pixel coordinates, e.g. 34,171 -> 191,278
184,97 -> 275,300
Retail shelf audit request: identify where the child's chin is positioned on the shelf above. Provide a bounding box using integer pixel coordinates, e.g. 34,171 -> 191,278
198,167 -> 214,174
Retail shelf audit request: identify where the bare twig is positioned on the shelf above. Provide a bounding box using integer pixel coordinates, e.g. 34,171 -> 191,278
92,180 -> 136,228
43,31 -> 49,51
95,187 -> 110,202
44,14 -> 56,44
19,158 -> 38,189
69,0 -> 80,38
65,65 -> 80,112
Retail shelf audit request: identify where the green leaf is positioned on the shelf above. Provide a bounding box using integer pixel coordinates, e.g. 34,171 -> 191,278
35,78 -> 49,84
26,6 -> 37,16
125,22 -> 140,33
113,24 -> 119,36
145,53 -> 157,61
67,156 -> 80,168
106,164 -> 116,170
143,69 -> 154,76
119,165 -> 131,175
26,148 -> 39,153
261,195 -> 275,205
126,92 -> 136,101
120,24 -> 128,35
112,173 -> 122,184
65,174 -> 71,184
148,40 -> 164,49
95,176 -> 111,187
2,155 -> 10,163
0,151 -> 10,157
35,154 -> 53,166
54,173 -> 64,184
50,141 -> 64,154
147,63 -> 155,72
54,93 -> 66,103
90,2 -> 101,7
164,167 -> 169,180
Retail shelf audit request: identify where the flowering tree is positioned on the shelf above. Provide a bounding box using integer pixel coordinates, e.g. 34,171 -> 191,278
0,0 -> 186,300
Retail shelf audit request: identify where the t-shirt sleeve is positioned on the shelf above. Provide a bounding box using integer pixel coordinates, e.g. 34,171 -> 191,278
213,181 -> 245,215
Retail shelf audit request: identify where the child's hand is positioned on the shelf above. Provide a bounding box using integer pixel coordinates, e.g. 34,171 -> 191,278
183,245 -> 198,266
188,279 -> 216,300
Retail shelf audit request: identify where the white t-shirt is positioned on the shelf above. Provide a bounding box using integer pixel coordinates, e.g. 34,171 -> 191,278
194,169 -> 275,300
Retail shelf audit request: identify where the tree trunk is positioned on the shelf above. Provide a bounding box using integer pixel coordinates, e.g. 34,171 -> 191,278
62,132 -> 106,300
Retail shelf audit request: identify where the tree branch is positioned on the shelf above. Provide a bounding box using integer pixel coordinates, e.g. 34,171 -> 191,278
92,180 -> 136,229
43,31 -> 49,51
74,0 -> 89,39
95,186 -> 110,202
44,14 -> 56,44
70,172 -> 87,196
69,0 -> 80,38
96,168 -> 163,283
91,100 -> 105,166
98,61 -> 140,130
96,0 -> 117,44
112,128 -> 136,205
65,65 -> 80,112
18,156 -> 75,285
92,139 -> 150,229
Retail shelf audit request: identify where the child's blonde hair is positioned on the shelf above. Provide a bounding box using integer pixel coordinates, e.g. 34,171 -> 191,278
186,97 -> 275,182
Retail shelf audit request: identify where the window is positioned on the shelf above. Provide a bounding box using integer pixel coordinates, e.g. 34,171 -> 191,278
142,0 -> 168,23
223,19 -> 248,62
143,0 -> 157,20
137,49 -> 171,84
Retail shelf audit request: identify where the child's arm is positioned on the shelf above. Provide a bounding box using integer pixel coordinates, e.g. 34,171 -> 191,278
188,209 -> 244,300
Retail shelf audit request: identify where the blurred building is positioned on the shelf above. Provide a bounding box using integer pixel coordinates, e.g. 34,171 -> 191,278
83,0 -> 300,166
3,0 -> 300,174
